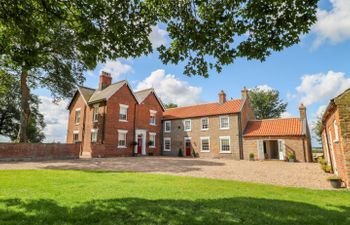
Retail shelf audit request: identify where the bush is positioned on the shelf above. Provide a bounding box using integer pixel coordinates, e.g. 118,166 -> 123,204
318,158 -> 327,166
287,152 -> 296,160
321,164 -> 332,173
178,148 -> 183,157
249,153 -> 254,159
148,140 -> 154,146
191,149 -> 196,158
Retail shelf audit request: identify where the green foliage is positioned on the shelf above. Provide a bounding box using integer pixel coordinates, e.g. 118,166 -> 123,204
165,103 -> 178,109
0,72 -> 45,142
312,116 -> 323,145
178,148 -> 183,157
249,87 -> 288,119
287,152 -> 296,160
147,0 -> 318,77
322,165 -> 332,173
0,170 -> 350,224
327,175 -> 341,181
249,153 -> 254,159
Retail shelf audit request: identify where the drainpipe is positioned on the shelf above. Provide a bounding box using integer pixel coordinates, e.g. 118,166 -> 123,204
132,102 -> 137,156
102,104 -> 106,144
237,113 -> 244,160
81,105 -> 87,156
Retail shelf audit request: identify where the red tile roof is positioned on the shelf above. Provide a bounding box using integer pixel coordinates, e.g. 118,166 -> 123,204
243,118 -> 303,137
163,99 -> 242,120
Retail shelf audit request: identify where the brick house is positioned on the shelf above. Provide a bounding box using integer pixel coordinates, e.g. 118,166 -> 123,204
163,88 -> 313,162
67,72 -> 164,157
321,89 -> 350,187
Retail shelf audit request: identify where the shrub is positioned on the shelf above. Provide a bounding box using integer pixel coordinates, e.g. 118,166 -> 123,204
249,153 -> 254,159
318,158 -> 327,166
287,152 -> 296,160
178,148 -> 183,157
191,149 -> 196,158
321,164 -> 332,173
148,140 -> 154,146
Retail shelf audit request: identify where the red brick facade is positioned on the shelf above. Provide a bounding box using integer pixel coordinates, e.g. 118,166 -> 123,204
66,72 -> 164,158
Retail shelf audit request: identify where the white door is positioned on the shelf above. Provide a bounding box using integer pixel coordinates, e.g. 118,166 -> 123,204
328,130 -> 338,174
278,139 -> 285,160
257,140 -> 264,160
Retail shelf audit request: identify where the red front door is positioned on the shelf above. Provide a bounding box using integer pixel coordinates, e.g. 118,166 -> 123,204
185,139 -> 191,156
137,135 -> 142,155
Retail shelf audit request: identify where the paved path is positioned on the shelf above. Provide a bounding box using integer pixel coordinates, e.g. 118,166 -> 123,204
0,157 -> 331,189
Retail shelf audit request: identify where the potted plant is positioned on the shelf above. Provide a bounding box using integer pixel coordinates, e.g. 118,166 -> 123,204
287,152 -> 296,162
249,153 -> 255,161
178,148 -> 183,157
131,141 -> 138,146
327,175 -> 342,188
148,140 -> 154,146
191,149 -> 196,158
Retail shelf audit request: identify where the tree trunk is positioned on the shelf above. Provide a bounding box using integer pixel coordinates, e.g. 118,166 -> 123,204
18,70 -> 30,143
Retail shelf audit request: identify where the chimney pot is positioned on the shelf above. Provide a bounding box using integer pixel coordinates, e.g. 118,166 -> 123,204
241,86 -> 249,99
299,103 -> 307,119
99,71 -> 112,90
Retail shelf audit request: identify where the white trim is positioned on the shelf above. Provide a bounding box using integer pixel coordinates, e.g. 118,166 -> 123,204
328,129 -> 338,175
135,129 -> 147,155
183,119 -> 192,131
200,136 -> 210,152
93,104 -> 99,122
219,136 -> 231,153
75,108 -> 81,125
333,120 -> 339,142
201,117 -> 209,131
117,130 -> 128,148
91,129 -> 98,143
164,121 -> 171,133
149,132 -> 156,148
73,130 -> 79,134
119,104 -> 129,109
119,104 -> 128,122
184,137 -> 192,156
150,110 -> 157,114
163,137 -> 171,152
75,108 -> 81,111
219,116 -> 230,130
118,129 -> 128,134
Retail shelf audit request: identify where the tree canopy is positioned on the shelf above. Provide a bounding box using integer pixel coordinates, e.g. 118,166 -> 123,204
312,116 -> 323,145
249,87 -> 288,120
164,103 -> 178,109
0,0 -> 318,142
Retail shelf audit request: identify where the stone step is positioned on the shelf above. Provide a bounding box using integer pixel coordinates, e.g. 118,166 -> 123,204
80,151 -> 92,159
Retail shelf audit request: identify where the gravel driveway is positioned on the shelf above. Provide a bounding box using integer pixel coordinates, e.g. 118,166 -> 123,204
0,157 -> 331,189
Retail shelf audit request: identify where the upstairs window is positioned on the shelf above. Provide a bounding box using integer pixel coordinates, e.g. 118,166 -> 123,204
150,110 -> 157,125
220,116 -> 229,129
91,129 -> 98,143
93,105 -> 99,122
119,104 -> 128,122
184,119 -> 191,131
75,108 -> 81,124
117,130 -> 128,148
164,121 -> 171,133
333,120 -> 339,142
201,117 -> 209,130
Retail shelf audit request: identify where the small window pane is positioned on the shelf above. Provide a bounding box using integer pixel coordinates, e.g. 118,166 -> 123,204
119,107 -> 128,121
184,120 -> 191,131
220,117 -> 229,129
118,132 -> 127,147
75,110 -> 81,124
165,121 -> 171,132
73,133 -> 79,143
91,130 -> 98,143
201,118 -> 209,130
220,138 -> 230,152
93,107 -> 99,122
201,138 -> 210,151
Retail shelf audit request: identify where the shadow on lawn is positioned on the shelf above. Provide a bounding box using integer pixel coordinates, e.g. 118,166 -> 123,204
1,197 -> 349,225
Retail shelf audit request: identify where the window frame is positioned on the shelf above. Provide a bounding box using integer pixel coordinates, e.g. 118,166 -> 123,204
91,129 -> 98,143
93,105 -> 99,122
163,137 -> 171,152
219,136 -> 231,153
183,119 -> 192,131
149,110 -> 157,126
333,120 -> 339,142
75,108 -> 81,124
149,132 -> 156,148
119,104 -> 128,122
220,116 -> 230,130
200,136 -> 210,152
117,129 -> 128,148
164,121 -> 171,133
73,130 -> 79,143
201,117 -> 209,131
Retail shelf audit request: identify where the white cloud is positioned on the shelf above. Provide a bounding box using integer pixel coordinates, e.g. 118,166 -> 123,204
313,0 -> 350,47
149,25 -> 167,48
296,70 -> 350,106
100,60 -> 133,79
39,96 -> 68,143
255,84 -> 273,92
281,112 -> 294,118
136,69 -> 202,106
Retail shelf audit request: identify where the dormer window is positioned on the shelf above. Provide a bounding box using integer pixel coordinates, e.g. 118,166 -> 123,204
75,108 -> 81,124
93,104 -> 99,122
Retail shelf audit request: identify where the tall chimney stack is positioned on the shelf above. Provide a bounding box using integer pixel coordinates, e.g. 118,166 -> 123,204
99,71 -> 112,90
241,86 -> 249,99
299,103 -> 307,119
218,90 -> 226,104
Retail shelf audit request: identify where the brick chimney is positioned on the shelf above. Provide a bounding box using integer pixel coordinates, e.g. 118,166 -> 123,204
219,90 -> 226,104
299,103 -> 307,119
241,86 -> 249,99
99,71 -> 112,90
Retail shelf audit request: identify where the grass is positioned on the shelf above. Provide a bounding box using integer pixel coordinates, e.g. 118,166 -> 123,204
0,170 -> 349,225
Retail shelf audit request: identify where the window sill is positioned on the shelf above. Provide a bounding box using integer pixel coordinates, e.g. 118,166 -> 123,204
201,129 -> 209,131
163,149 -> 171,152
149,146 -> 156,149
164,131 -> 171,133
333,140 -> 339,143
220,127 -> 230,130
201,150 -> 210,153
117,146 -> 127,149
150,124 -> 157,126
220,151 -> 232,154
184,130 -> 191,132
119,120 -> 128,122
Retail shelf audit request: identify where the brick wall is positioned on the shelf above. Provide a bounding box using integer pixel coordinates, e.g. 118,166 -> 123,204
243,136 -> 309,162
162,114 -> 241,159
0,143 -> 80,161
66,93 -> 87,144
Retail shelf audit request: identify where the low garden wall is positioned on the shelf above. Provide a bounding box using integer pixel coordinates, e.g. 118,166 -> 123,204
0,143 -> 80,161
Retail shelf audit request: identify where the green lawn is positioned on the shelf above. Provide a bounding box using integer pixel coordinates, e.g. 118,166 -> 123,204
0,170 -> 349,225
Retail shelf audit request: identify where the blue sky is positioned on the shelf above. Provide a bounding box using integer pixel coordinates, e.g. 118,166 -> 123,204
26,0 -> 350,145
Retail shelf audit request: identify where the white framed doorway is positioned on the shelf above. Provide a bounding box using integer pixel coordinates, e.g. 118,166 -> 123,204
135,129 -> 147,155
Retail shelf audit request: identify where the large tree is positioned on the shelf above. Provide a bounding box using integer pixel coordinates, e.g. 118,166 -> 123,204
249,87 -> 288,119
0,0 -> 318,142
312,116 -> 323,145
0,72 -> 45,142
